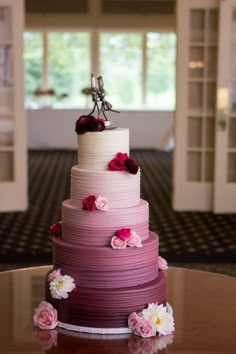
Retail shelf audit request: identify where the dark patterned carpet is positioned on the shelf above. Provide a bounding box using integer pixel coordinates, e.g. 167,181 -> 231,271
0,149 -> 235,264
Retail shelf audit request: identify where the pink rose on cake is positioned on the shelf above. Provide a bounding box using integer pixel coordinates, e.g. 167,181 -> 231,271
33,301 -> 58,330
108,152 -> 139,174
82,195 -> 109,211
95,196 -> 109,211
48,268 -> 61,282
158,256 -> 168,270
111,228 -> 142,249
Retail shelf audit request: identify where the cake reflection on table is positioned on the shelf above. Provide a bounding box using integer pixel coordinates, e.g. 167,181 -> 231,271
33,326 -> 174,354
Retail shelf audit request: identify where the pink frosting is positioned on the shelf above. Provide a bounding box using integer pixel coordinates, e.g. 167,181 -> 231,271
53,232 -> 159,288
61,199 -> 149,246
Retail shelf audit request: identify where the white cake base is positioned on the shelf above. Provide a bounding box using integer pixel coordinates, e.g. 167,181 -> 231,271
58,321 -> 132,334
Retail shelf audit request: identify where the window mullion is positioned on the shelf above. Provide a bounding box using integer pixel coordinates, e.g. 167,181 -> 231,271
42,31 -> 49,89
142,32 -> 147,106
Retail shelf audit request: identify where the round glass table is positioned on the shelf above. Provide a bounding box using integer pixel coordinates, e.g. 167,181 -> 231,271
0,266 -> 236,353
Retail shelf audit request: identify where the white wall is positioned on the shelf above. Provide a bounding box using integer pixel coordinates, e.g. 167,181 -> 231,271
27,109 -> 174,150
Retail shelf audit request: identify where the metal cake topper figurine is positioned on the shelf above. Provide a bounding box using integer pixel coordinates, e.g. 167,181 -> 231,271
89,74 -> 119,127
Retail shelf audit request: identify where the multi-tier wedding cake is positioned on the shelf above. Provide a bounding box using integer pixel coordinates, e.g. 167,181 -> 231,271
33,76 -> 174,339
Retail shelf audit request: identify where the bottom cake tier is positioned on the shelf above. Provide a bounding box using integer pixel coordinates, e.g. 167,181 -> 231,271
45,270 -> 166,334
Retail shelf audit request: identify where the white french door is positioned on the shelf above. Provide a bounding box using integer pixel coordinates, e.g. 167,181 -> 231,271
173,0 -> 219,211
214,0 -> 236,212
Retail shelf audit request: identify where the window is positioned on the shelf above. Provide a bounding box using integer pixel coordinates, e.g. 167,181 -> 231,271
24,31 -> 176,110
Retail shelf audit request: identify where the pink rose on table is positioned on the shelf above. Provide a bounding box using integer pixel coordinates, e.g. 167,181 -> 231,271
108,157 -> 126,171
128,312 -> 142,331
82,195 -> 97,211
33,301 -> 58,330
158,256 -> 168,270
135,318 -> 156,338
125,157 -> 139,174
111,236 -> 127,249
33,327 -> 58,350
48,268 -> 61,282
95,196 -> 109,211
126,231 -> 143,248
115,228 -> 131,241
50,222 -> 61,236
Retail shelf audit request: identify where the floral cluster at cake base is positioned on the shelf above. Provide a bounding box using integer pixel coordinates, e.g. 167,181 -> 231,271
128,303 -> 174,338
108,152 -> 139,174
111,228 -> 142,249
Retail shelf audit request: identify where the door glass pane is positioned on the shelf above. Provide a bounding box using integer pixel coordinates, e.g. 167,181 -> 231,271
187,117 -> 202,147
227,153 -> 236,182
0,7 -> 12,42
229,81 -> 236,113
204,151 -> 214,182
190,10 -> 205,42
0,119 -> 14,146
0,151 -> 14,181
188,82 -> 203,112
207,9 -> 218,43
100,33 -> 142,109
207,46 -> 217,78
205,117 -> 215,147
206,82 -> 216,112
228,117 -> 236,147
189,46 -> 204,78
187,151 -> 202,181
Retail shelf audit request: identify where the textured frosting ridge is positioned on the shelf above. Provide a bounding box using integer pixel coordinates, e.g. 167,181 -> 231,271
71,167 -> 140,208
78,128 -> 129,170
62,199 -> 149,246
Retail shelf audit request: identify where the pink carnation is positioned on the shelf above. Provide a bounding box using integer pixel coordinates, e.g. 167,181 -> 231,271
95,196 -> 109,211
126,231 -> 142,247
158,256 -> 168,270
111,236 -> 127,249
115,228 -> 131,241
48,268 -> 61,282
33,301 -> 58,330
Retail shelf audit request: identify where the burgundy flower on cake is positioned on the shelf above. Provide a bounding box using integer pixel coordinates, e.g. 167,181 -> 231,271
108,152 -> 139,174
111,229 -> 142,249
75,115 -> 105,134
82,195 -> 109,211
50,222 -> 61,236
33,301 -> 58,330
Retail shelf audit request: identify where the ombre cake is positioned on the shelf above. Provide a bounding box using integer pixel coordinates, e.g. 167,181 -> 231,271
45,127 -> 167,334
34,75 -> 174,338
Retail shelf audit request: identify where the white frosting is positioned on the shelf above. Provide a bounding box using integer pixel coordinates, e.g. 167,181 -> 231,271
58,321 -> 132,334
71,166 -> 140,208
77,128 -> 129,170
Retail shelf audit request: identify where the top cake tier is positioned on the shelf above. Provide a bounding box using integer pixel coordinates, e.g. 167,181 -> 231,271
77,128 -> 129,170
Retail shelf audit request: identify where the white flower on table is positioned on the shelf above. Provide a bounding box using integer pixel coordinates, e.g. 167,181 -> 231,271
49,274 -> 76,299
142,303 -> 174,336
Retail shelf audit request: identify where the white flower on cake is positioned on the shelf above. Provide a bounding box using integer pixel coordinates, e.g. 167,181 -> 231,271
142,303 -> 174,336
49,274 -> 76,299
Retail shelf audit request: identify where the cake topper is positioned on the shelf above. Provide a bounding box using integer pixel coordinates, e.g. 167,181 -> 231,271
89,74 -> 119,128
